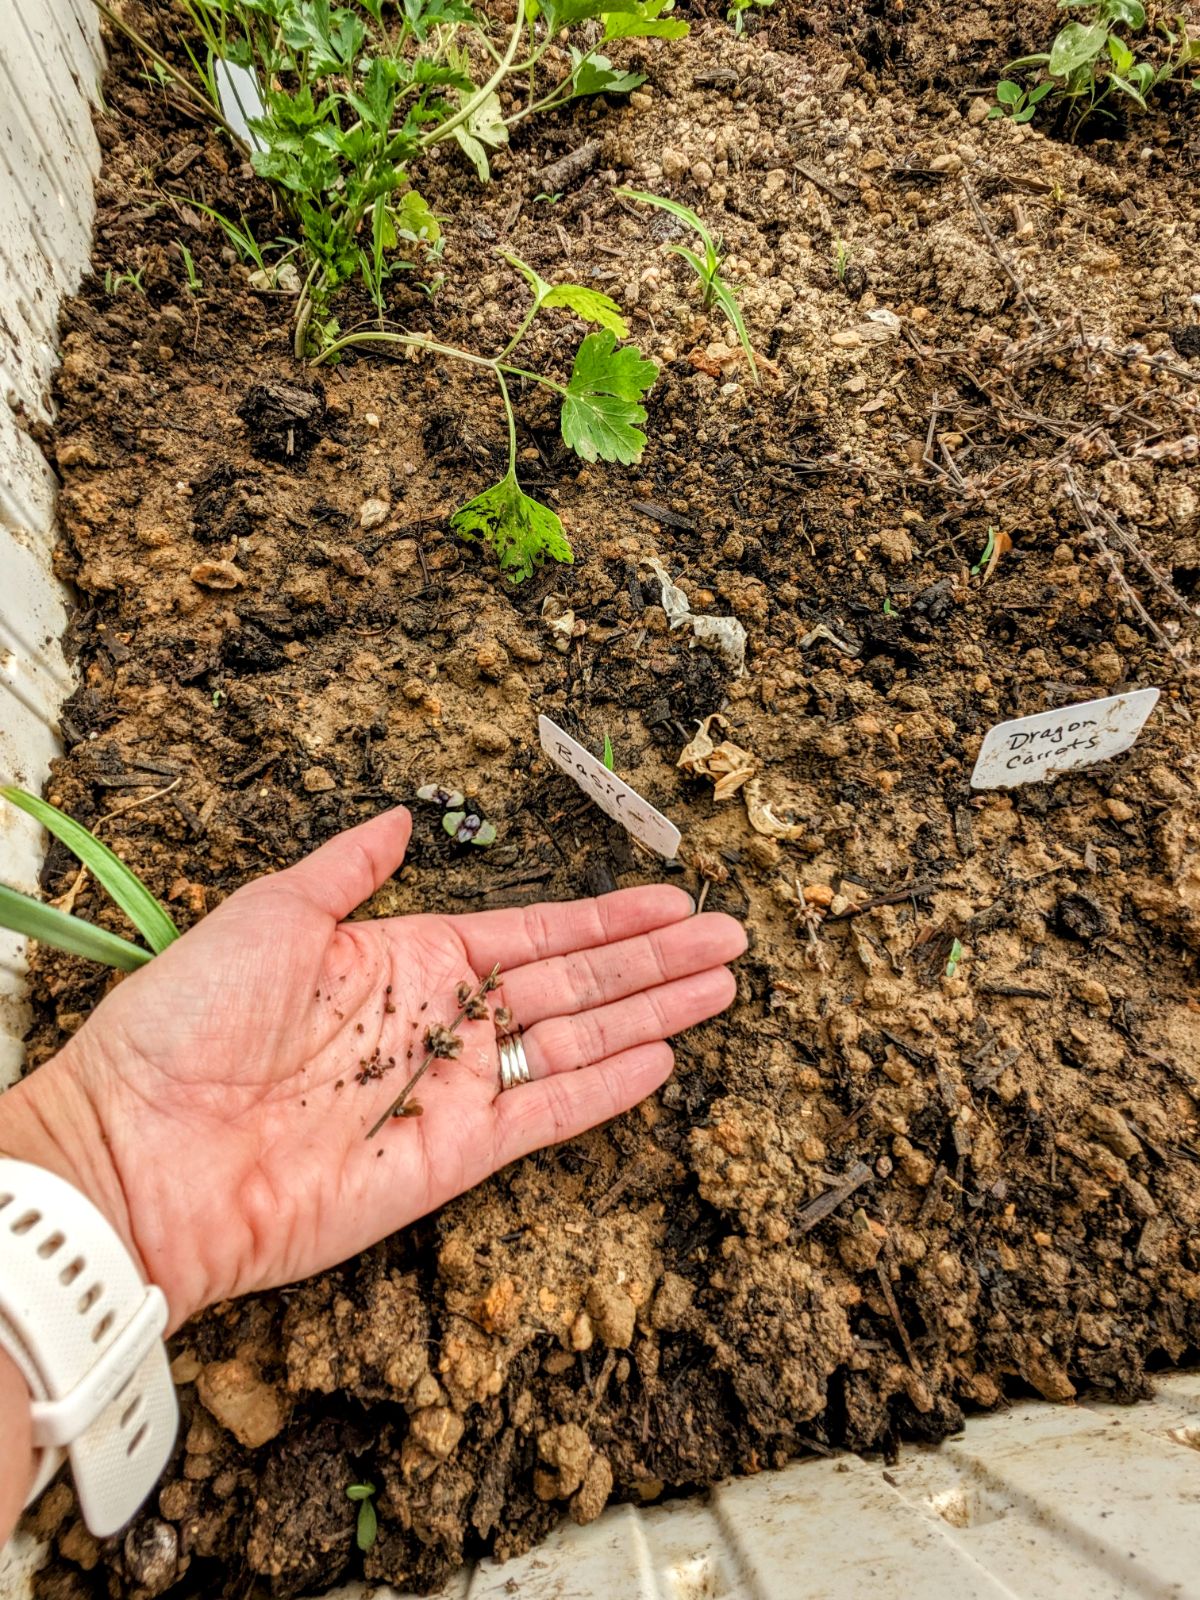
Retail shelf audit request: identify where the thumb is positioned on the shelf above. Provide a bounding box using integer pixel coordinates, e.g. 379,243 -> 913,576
274,806 -> 412,921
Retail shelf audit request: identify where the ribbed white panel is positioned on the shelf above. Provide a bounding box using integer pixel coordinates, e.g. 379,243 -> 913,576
320,1372 -> 1200,1600
0,0 -> 101,1093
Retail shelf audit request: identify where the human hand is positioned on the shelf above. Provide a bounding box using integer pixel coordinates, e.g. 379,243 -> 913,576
0,808 -> 744,1330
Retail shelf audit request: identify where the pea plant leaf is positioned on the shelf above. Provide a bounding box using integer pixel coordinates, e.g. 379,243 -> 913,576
561,331 -> 658,465
542,283 -> 629,337
531,0 -> 641,27
450,471 -> 574,584
1,786 -> 180,953
569,49 -> 645,97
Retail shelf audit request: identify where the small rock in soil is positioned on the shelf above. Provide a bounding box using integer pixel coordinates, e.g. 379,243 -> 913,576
196,1358 -> 288,1448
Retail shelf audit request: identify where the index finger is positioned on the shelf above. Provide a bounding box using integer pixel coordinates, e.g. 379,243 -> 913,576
451,884 -> 693,971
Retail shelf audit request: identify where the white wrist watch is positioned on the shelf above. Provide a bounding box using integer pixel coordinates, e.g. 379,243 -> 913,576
0,1159 -> 178,1535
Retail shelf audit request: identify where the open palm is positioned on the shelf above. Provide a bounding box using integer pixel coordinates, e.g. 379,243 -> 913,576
10,809 -> 744,1330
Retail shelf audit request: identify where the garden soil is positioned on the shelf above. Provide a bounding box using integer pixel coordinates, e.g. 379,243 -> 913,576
17,0 -> 1200,1594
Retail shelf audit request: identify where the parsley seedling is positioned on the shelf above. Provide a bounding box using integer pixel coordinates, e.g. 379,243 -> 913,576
314,251 -> 657,582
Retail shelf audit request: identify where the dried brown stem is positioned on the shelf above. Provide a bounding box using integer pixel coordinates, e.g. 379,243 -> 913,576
365,964 -> 501,1138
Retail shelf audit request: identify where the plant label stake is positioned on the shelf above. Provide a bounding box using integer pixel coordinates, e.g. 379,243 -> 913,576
538,715 -> 681,859
214,59 -> 266,152
970,688 -> 1159,790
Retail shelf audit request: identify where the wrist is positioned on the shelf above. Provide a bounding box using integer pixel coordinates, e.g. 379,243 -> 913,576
0,1344 -> 33,1539
0,1047 -> 165,1321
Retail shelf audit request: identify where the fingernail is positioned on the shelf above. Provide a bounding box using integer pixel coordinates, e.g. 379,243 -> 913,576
684,891 -> 697,914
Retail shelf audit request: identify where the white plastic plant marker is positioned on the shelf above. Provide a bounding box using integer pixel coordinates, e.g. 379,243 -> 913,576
538,715 -> 681,859
214,58 -> 266,152
970,688 -> 1159,790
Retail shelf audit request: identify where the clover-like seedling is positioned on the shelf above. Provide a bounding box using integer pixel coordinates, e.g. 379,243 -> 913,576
346,1482 -> 377,1552
443,811 -> 497,847
417,783 -> 466,808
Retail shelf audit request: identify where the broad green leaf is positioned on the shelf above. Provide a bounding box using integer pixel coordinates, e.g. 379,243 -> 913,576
1108,71 -> 1147,106
534,0 -> 641,26
1106,34 -> 1134,71
543,283 -> 629,337
402,0 -> 475,39
561,330 -> 657,465
394,189 -> 441,244
996,78 -> 1023,104
1106,0 -> 1145,28
346,1484 -> 375,1501
603,0 -> 690,41
570,49 -> 645,97
451,472 -> 574,584
356,1498 -> 378,1553
452,88 -> 508,182
1048,20 -> 1108,76
2,787 -> 179,953
0,883 -> 152,972
1027,80 -> 1055,102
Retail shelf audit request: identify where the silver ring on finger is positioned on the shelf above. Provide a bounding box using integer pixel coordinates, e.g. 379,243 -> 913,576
498,1034 -> 531,1091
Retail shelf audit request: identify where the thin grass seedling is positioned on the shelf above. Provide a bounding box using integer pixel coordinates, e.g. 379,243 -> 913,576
603,733 -> 615,771
615,188 -> 758,382
104,266 -> 146,296
178,240 -> 203,293
0,788 -> 179,969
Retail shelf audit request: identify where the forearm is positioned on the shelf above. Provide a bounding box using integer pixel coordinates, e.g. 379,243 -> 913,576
0,1346 -> 33,1547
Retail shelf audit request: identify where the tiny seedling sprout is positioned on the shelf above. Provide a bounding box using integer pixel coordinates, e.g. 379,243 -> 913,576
615,188 -> 758,383
346,1483 -> 377,1552
603,734 -> 615,772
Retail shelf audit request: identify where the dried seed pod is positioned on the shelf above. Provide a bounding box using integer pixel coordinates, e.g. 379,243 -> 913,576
494,1005 -> 514,1033
456,981 -> 473,1007
465,995 -> 490,1021
424,1024 -> 463,1060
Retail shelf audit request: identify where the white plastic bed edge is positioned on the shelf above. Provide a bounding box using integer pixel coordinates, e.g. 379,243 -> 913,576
1,7 -> 1198,1599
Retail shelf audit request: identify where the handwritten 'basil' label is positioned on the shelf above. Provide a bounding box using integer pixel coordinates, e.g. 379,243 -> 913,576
970,688 -> 1160,790
538,716 -> 681,859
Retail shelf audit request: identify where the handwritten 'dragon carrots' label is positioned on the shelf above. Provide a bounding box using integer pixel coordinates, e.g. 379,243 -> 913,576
970,689 -> 1160,790
538,716 -> 681,859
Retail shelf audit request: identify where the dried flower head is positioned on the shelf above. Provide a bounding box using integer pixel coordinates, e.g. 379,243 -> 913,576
423,1023 -> 464,1060
493,1005 -> 514,1033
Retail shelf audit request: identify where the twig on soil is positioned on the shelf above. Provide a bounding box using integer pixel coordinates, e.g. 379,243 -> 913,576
1062,467 -> 1181,653
875,1261 -> 923,1376
961,178 -> 1043,329
365,964 -> 501,1137
826,880 -> 946,921
790,1161 -> 872,1237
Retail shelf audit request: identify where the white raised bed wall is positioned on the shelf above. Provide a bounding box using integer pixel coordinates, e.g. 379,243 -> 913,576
0,0 -> 102,1087
1,6 -> 1199,1598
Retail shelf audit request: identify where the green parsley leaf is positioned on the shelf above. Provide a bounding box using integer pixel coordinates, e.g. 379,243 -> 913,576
450,471 -> 574,584
603,0 -> 689,40
569,48 -> 646,97
542,283 -> 629,337
561,331 -> 658,465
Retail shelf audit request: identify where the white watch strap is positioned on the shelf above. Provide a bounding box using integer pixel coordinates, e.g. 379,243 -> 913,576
0,1159 -> 178,1536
